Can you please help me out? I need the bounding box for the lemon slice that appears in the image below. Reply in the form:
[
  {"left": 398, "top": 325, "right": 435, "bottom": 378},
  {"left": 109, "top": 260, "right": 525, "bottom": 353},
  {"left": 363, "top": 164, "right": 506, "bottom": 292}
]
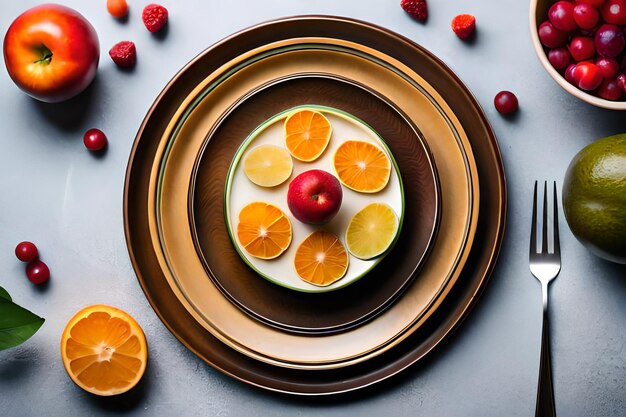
[
  {"left": 346, "top": 203, "right": 399, "bottom": 260},
  {"left": 243, "top": 144, "right": 293, "bottom": 187}
]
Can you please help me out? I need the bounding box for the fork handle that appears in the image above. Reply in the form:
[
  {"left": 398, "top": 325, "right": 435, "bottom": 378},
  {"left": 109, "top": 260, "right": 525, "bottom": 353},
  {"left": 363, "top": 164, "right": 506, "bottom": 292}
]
[{"left": 535, "top": 312, "right": 556, "bottom": 417}]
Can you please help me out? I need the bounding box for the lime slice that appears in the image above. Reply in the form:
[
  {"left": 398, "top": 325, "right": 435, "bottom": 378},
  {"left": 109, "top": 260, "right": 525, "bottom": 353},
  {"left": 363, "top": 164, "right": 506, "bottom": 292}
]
[
  {"left": 243, "top": 144, "right": 293, "bottom": 187},
  {"left": 346, "top": 203, "right": 399, "bottom": 260}
]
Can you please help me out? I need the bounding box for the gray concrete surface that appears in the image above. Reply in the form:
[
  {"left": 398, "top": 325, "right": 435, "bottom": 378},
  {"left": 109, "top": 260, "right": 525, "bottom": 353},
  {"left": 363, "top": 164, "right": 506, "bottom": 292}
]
[{"left": 1, "top": 1, "right": 625, "bottom": 416}]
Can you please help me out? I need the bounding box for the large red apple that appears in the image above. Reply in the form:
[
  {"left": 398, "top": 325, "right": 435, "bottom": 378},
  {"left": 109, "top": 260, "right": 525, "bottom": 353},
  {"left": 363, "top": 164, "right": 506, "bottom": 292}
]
[
  {"left": 287, "top": 170, "right": 343, "bottom": 225},
  {"left": 3, "top": 4, "right": 100, "bottom": 103}
]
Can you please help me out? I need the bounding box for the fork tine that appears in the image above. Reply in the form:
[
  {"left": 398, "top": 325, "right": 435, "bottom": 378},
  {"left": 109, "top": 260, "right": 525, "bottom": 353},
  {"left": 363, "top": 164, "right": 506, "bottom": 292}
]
[
  {"left": 542, "top": 181, "right": 549, "bottom": 254},
  {"left": 553, "top": 182, "right": 560, "bottom": 257},
  {"left": 530, "top": 181, "right": 538, "bottom": 255}
]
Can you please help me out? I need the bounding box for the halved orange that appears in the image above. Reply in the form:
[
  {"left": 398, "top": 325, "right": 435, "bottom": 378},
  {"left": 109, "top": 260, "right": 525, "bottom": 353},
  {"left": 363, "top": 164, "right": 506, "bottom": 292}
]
[
  {"left": 243, "top": 144, "right": 293, "bottom": 187},
  {"left": 60, "top": 305, "right": 148, "bottom": 396},
  {"left": 294, "top": 231, "right": 349, "bottom": 286},
  {"left": 284, "top": 109, "right": 332, "bottom": 162},
  {"left": 237, "top": 202, "right": 292, "bottom": 259},
  {"left": 333, "top": 140, "right": 391, "bottom": 193}
]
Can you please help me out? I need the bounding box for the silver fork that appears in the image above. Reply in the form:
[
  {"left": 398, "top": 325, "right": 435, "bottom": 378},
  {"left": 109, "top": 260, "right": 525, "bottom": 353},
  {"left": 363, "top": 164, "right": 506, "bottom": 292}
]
[{"left": 529, "top": 181, "right": 561, "bottom": 417}]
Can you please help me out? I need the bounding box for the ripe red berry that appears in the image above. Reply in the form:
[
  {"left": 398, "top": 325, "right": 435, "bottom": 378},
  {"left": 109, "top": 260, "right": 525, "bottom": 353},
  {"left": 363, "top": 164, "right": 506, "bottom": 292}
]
[
  {"left": 142, "top": 3, "right": 168, "bottom": 33},
  {"left": 400, "top": 0, "right": 428, "bottom": 22},
  {"left": 26, "top": 260, "right": 50, "bottom": 285},
  {"left": 539, "top": 21, "right": 569, "bottom": 48},
  {"left": 569, "top": 36, "right": 596, "bottom": 61},
  {"left": 549, "top": 47, "right": 572, "bottom": 69},
  {"left": 109, "top": 41, "right": 136, "bottom": 68},
  {"left": 494, "top": 91, "right": 519, "bottom": 115},
  {"left": 573, "top": 62, "right": 605, "bottom": 89},
  {"left": 601, "top": 0, "right": 626, "bottom": 25},
  {"left": 451, "top": 14, "right": 476, "bottom": 40},
  {"left": 597, "top": 78, "right": 624, "bottom": 99},
  {"left": 549, "top": 1, "right": 578, "bottom": 32},
  {"left": 15, "top": 241, "right": 38, "bottom": 263},
  {"left": 573, "top": 3, "right": 600, "bottom": 29},
  {"left": 596, "top": 57, "right": 620, "bottom": 78},
  {"left": 565, "top": 63, "right": 579, "bottom": 83},
  {"left": 83, "top": 128, "right": 108, "bottom": 152}
]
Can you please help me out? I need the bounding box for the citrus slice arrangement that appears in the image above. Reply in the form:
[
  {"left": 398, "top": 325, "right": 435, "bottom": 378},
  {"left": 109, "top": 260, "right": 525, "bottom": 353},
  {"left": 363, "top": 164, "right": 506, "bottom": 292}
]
[
  {"left": 224, "top": 105, "right": 404, "bottom": 292},
  {"left": 60, "top": 305, "right": 148, "bottom": 396}
]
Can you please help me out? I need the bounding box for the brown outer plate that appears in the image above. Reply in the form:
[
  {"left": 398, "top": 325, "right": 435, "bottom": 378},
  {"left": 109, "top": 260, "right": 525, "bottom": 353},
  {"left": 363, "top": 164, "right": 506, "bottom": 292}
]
[
  {"left": 191, "top": 75, "right": 440, "bottom": 335},
  {"left": 124, "top": 16, "right": 506, "bottom": 394}
]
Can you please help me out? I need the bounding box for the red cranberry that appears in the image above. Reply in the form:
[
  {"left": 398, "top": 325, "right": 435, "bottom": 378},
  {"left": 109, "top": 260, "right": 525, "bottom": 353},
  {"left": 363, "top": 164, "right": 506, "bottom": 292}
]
[
  {"left": 15, "top": 241, "right": 38, "bottom": 262},
  {"left": 26, "top": 260, "right": 50, "bottom": 285},
  {"left": 601, "top": 0, "right": 626, "bottom": 25},
  {"left": 575, "top": 0, "right": 607, "bottom": 6},
  {"left": 596, "top": 57, "right": 620, "bottom": 78},
  {"left": 83, "top": 128, "right": 108, "bottom": 152},
  {"left": 549, "top": 1, "right": 578, "bottom": 31},
  {"left": 616, "top": 73, "right": 626, "bottom": 92},
  {"left": 549, "top": 47, "right": 572, "bottom": 69},
  {"left": 597, "top": 78, "right": 624, "bottom": 99},
  {"left": 494, "top": 91, "right": 519, "bottom": 115},
  {"left": 565, "top": 63, "right": 579, "bottom": 83},
  {"left": 539, "top": 21, "right": 569, "bottom": 48},
  {"left": 573, "top": 62, "right": 605, "bottom": 89},
  {"left": 569, "top": 36, "right": 596, "bottom": 61},
  {"left": 574, "top": 3, "right": 600, "bottom": 29},
  {"left": 595, "top": 24, "right": 625, "bottom": 57}
]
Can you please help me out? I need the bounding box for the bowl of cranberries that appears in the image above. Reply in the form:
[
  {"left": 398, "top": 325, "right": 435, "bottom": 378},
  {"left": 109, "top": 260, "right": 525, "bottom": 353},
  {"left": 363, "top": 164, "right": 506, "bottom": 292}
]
[{"left": 531, "top": 0, "right": 626, "bottom": 109}]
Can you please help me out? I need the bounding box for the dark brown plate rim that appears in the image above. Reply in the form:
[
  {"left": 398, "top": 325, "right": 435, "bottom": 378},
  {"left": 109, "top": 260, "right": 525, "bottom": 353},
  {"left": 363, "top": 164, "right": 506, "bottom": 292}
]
[{"left": 187, "top": 73, "right": 440, "bottom": 335}]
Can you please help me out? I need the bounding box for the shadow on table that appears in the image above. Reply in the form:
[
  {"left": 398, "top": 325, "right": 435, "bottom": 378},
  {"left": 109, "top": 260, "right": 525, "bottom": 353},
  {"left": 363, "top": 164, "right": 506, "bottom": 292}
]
[{"left": 29, "top": 75, "right": 101, "bottom": 134}]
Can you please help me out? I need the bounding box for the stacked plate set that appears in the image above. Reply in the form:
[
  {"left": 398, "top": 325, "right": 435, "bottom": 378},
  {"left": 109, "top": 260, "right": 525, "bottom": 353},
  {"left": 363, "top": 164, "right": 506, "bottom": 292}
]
[{"left": 124, "top": 16, "right": 506, "bottom": 395}]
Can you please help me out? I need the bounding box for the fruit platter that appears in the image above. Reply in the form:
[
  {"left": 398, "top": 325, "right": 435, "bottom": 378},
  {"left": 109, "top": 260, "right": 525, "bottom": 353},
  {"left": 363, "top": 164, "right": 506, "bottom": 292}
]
[
  {"left": 223, "top": 105, "right": 405, "bottom": 292},
  {"left": 2, "top": 0, "right": 626, "bottom": 415}
]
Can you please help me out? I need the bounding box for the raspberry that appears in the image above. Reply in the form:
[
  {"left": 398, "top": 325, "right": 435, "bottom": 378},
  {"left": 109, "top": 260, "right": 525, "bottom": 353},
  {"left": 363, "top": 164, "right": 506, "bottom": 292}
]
[
  {"left": 142, "top": 4, "right": 168, "bottom": 33},
  {"left": 452, "top": 14, "right": 476, "bottom": 40},
  {"left": 400, "top": 0, "right": 428, "bottom": 22},
  {"left": 109, "top": 41, "right": 137, "bottom": 68}
]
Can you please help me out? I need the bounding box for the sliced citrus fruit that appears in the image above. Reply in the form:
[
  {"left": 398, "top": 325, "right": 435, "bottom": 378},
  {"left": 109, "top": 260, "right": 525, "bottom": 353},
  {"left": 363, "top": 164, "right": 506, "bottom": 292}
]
[
  {"left": 60, "top": 305, "right": 148, "bottom": 396},
  {"left": 294, "top": 231, "right": 349, "bottom": 286},
  {"left": 284, "top": 109, "right": 332, "bottom": 162},
  {"left": 333, "top": 140, "right": 391, "bottom": 193},
  {"left": 346, "top": 203, "right": 399, "bottom": 260},
  {"left": 243, "top": 144, "right": 293, "bottom": 187},
  {"left": 237, "top": 202, "right": 292, "bottom": 259}
]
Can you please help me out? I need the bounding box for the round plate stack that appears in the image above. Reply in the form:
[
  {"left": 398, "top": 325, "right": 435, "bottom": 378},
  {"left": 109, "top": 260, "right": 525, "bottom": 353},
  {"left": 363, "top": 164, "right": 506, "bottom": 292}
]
[{"left": 124, "top": 16, "right": 506, "bottom": 395}]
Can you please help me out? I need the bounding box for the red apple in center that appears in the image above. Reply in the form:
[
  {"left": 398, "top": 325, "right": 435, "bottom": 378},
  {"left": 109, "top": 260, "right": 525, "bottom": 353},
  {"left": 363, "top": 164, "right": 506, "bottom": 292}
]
[{"left": 287, "top": 169, "right": 343, "bottom": 224}]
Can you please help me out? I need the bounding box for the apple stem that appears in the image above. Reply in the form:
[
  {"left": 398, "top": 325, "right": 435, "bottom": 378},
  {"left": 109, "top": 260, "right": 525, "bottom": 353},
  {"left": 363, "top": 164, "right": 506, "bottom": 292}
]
[
  {"left": 311, "top": 194, "right": 319, "bottom": 201},
  {"left": 33, "top": 44, "right": 53, "bottom": 65}
]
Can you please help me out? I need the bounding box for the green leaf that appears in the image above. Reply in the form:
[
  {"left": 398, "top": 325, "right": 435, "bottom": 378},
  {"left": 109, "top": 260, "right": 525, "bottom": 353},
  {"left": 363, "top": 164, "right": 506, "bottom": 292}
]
[
  {"left": 0, "top": 287, "right": 44, "bottom": 351},
  {"left": 0, "top": 286, "right": 11, "bottom": 301}
]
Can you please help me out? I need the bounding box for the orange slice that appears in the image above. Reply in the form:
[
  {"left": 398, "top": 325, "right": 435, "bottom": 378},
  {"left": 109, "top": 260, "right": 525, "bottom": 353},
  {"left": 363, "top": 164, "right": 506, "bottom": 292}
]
[
  {"left": 284, "top": 109, "right": 332, "bottom": 161},
  {"left": 237, "top": 202, "right": 292, "bottom": 259},
  {"left": 60, "top": 305, "right": 148, "bottom": 396},
  {"left": 243, "top": 144, "right": 293, "bottom": 187},
  {"left": 333, "top": 140, "right": 391, "bottom": 193},
  {"left": 294, "top": 231, "right": 349, "bottom": 286}
]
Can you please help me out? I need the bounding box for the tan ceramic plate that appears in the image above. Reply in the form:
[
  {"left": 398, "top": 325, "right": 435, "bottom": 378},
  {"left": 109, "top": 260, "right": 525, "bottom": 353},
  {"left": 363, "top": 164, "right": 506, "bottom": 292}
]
[
  {"left": 152, "top": 40, "right": 478, "bottom": 368},
  {"left": 124, "top": 16, "right": 505, "bottom": 394}
]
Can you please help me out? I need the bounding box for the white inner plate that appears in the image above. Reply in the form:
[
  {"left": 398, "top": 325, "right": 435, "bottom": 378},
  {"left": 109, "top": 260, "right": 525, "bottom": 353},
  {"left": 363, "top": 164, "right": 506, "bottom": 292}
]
[{"left": 224, "top": 105, "right": 405, "bottom": 293}]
